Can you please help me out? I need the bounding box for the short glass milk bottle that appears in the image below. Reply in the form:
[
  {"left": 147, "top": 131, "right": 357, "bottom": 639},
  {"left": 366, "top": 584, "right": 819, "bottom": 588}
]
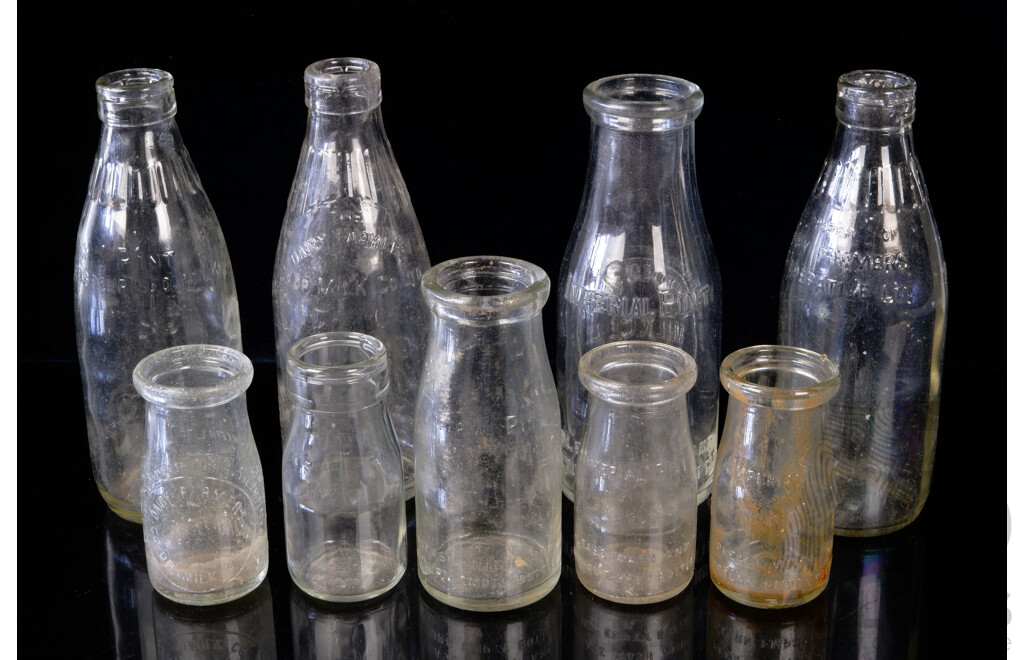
[
  {"left": 282, "top": 332, "right": 407, "bottom": 602},
  {"left": 710, "top": 346, "right": 839, "bottom": 609},
  {"left": 133, "top": 345, "right": 268, "bottom": 606},
  {"left": 415, "top": 256, "right": 562, "bottom": 612},
  {"left": 574, "top": 341, "right": 699, "bottom": 605}
]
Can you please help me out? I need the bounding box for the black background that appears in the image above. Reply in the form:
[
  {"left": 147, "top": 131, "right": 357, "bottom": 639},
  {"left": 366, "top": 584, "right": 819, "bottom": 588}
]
[{"left": 18, "top": 5, "right": 1004, "bottom": 657}]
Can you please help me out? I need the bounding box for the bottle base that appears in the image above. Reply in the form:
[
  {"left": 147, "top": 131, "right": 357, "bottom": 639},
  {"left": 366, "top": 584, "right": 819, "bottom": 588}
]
[
  {"left": 711, "top": 577, "right": 827, "bottom": 609},
  {"left": 293, "top": 564, "right": 406, "bottom": 603},
  {"left": 578, "top": 573, "right": 690, "bottom": 606},
  {"left": 418, "top": 565, "right": 560, "bottom": 612},
  {"left": 153, "top": 568, "right": 268, "bottom": 607},
  {"left": 97, "top": 482, "right": 142, "bottom": 524},
  {"left": 834, "top": 506, "right": 924, "bottom": 537}
]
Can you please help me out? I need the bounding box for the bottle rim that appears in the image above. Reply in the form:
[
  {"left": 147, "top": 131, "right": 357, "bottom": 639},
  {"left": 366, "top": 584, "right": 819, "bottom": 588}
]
[
  {"left": 96, "top": 68, "right": 175, "bottom": 103},
  {"left": 584, "top": 73, "right": 703, "bottom": 131},
  {"left": 286, "top": 331, "right": 389, "bottom": 387},
  {"left": 133, "top": 344, "right": 253, "bottom": 409},
  {"left": 304, "top": 57, "right": 382, "bottom": 114},
  {"left": 719, "top": 344, "right": 839, "bottom": 410},
  {"left": 421, "top": 256, "right": 549, "bottom": 326},
  {"left": 837, "top": 69, "right": 917, "bottom": 106},
  {"left": 579, "top": 340, "right": 697, "bottom": 406}
]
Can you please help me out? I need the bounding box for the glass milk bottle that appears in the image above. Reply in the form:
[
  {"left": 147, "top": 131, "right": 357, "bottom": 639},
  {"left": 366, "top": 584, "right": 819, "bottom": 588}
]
[
  {"left": 282, "top": 332, "right": 407, "bottom": 602},
  {"left": 414, "top": 256, "right": 562, "bottom": 612},
  {"left": 75, "top": 68, "right": 242, "bottom": 522},
  {"left": 557, "top": 73, "right": 722, "bottom": 503},
  {"left": 574, "top": 341, "right": 699, "bottom": 605},
  {"left": 779, "top": 70, "right": 947, "bottom": 536},
  {"left": 133, "top": 344, "right": 268, "bottom": 606},
  {"left": 273, "top": 57, "right": 430, "bottom": 499}
]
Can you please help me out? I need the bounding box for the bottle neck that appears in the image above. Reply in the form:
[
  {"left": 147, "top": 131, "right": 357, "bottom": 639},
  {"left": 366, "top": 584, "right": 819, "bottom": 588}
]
[
  {"left": 586, "top": 122, "right": 695, "bottom": 195},
  {"left": 96, "top": 69, "right": 177, "bottom": 127},
  {"left": 828, "top": 121, "right": 916, "bottom": 171},
  {"left": 305, "top": 106, "right": 387, "bottom": 147}
]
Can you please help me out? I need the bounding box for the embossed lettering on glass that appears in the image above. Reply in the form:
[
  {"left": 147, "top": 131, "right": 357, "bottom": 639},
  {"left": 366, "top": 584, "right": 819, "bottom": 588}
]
[
  {"left": 557, "top": 73, "right": 722, "bottom": 503},
  {"left": 75, "top": 68, "right": 242, "bottom": 522},
  {"left": 710, "top": 346, "right": 839, "bottom": 609},
  {"left": 273, "top": 58, "right": 431, "bottom": 500},
  {"left": 415, "top": 257, "right": 562, "bottom": 612},
  {"left": 779, "top": 70, "right": 947, "bottom": 537},
  {"left": 283, "top": 332, "right": 407, "bottom": 602},
  {"left": 574, "top": 341, "right": 699, "bottom": 605},
  {"left": 134, "top": 345, "right": 268, "bottom": 606}
]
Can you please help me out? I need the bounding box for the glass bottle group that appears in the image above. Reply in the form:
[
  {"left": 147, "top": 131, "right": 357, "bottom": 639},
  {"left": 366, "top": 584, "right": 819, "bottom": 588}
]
[{"left": 74, "top": 62, "right": 946, "bottom": 614}]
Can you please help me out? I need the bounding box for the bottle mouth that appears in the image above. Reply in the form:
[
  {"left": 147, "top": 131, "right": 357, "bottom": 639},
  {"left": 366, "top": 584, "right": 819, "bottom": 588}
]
[
  {"left": 304, "top": 57, "right": 382, "bottom": 114},
  {"left": 421, "top": 256, "right": 550, "bottom": 326},
  {"left": 133, "top": 345, "right": 253, "bottom": 409},
  {"left": 579, "top": 341, "right": 697, "bottom": 406},
  {"left": 96, "top": 68, "right": 177, "bottom": 126},
  {"left": 836, "top": 69, "right": 916, "bottom": 129},
  {"left": 719, "top": 345, "right": 839, "bottom": 410},
  {"left": 584, "top": 74, "right": 703, "bottom": 132}
]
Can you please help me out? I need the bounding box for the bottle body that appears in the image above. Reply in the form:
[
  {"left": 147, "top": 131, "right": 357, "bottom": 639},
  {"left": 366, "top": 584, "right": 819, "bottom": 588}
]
[
  {"left": 710, "top": 346, "right": 839, "bottom": 609},
  {"left": 557, "top": 74, "right": 721, "bottom": 503},
  {"left": 282, "top": 332, "right": 407, "bottom": 602},
  {"left": 75, "top": 69, "right": 242, "bottom": 522},
  {"left": 574, "top": 341, "right": 698, "bottom": 605},
  {"left": 414, "top": 257, "right": 562, "bottom": 612},
  {"left": 134, "top": 345, "right": 268, "bottom": 606},
  {"left": 778, "top": 70, "right": 947, "bottom": 536},
  {"left": 273, "top": 58, "right": 430, "bottom": 500}
]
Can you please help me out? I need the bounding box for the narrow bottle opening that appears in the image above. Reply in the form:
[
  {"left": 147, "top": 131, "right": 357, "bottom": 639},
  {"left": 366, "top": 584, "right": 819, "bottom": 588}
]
[
  {"left": 304, "top": 57, "right": 382, "bottom": 114},
  {"left": 836, "top": 69, "right": 916, "bottom": 130},
  {"left": 719, "top": 345, "right": 839, "bottom": 410},
  {"left": 133, "top": 345, "right": 253, "bottom": 409},
  {"left": 96, "top": 68, "right": 177, "bottom": 126},
  {"left": 579, "top": 341, "right": 697, "bottom": 406},
  {"left": 584, "top": 73, "right": 703, "bottom": 132},
  {"left": 421, "top": 256, "right": 549, "bottom": 326}
]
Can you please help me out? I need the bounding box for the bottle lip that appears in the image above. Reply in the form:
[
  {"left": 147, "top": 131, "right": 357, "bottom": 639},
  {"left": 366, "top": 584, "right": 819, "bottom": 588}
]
[
  {"left": 133, "top": 344, "right": 253, "bottom": 409},
  {"left": 579, "top": 341, "right": 697, "bottom": 406},
  {"left": 719, "top": 344, "right": 839, "bottom": 410},
  {"left": 584, "top": 73, "right": 703, "bottom": 132},
  {"left": 421, "top": 256, "right": 550, "bottom": 326},
  {"left": 836, "top": 69, "right": 916, "bottom": 129},
  {"left": 286, "top": 331, "right": 389, "bottom": 387},
  {"left": 96, "top": 68, "right": 175, "bottom": 103},
  {"left": 304, "top": 57, "right": 382, "bottom": 114}
]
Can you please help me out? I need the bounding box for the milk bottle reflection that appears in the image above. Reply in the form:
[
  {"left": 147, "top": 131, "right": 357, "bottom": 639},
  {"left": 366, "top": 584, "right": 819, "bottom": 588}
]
[
  {"left": 574, "top": 575, "right": 693, "bottom": 659},
  {"left": 291, "top": 578, "right": 410, "bottom": 659},
  {"left": 104, "top": 510, "right": 157, "bottom": 659},
  {"left": 418, "top": 583, "right": 561, "bottom": 659},
  {"left": 152, "top": 580, "right": 276, "bottom": 659},
  {"left": 707, "top": 587, "right": 827, "bottom": 659},
  {"left": 827, "top": 522, "right": 924, "bottom": 659}
]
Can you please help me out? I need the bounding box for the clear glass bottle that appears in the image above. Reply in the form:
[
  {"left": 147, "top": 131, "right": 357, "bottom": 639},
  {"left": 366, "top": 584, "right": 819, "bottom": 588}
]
[
  {"left": 282, "top": 332, "right": 407, "bottom": 602},
  {"left": 74, "top": 68, "right": 242, "bottom": 522},
  {"left": 273, "top": 57, "right": 431, "bottom": 500},
  {"left": 710, "top": 346, "right": 839, "bottom": 609},
  {"left": 133, "top": 344, "right": 268, "bottom": 606},
  {"left": 574, "top": 341, "right": 699, "bottom": 605},
  {"left": 557, "top": 73, "right": 722, "bottom": 503},
  {"left": 414, "top": 256, "right": 562, "bottom": 612},
  {"left": 778, "top": 69, "right": 947, "bottom": 537}
]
